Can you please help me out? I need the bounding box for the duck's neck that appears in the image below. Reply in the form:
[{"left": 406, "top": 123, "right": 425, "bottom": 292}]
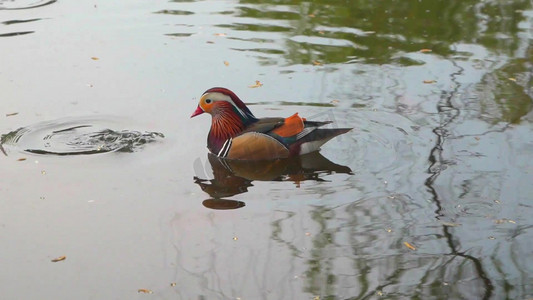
[{"left": 207, "top": 106, "right": 257, "bottom": 154}]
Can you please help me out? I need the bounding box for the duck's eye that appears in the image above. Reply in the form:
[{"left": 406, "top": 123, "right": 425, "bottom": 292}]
[{"left": 205, "top": 99, "right": 212, "bottom": 104}]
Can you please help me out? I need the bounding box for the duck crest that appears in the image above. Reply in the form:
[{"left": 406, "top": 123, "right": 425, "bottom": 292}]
[{"left": 203, "top": 87, "right": 255, "bottom": 118}]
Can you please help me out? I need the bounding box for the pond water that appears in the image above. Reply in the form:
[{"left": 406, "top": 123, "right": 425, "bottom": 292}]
[{"left": 1, "top": 0, "right": 532, "bottom": 299}]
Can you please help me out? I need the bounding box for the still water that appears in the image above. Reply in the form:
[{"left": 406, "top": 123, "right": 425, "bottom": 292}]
[{"left": 1, "top": 0, "right": 532, "bottom": 299}]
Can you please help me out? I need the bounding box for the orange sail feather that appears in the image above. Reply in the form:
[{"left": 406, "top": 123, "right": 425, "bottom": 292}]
[{"left": 272, "top": 113, "right": 304, "bottom": 137}]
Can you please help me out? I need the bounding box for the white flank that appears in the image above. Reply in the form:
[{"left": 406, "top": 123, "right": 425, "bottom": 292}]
[{"left": 299, "top": 140, "right": 328, "bottom": 155}]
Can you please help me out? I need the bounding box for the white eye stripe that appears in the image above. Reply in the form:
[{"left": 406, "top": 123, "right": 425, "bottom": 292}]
[
  {"left": 202, "top": 92, "right": 230, "bottom": 102},
  {"left": 203, "top": 92, "right": 247, "bottom": 118}
]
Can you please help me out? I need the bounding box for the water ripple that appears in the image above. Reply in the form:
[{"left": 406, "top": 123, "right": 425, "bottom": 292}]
[
  {"left": 0, "top": 0, "right": 56, "bottom": 10},
  {"left": 2, "top": 18, "right": 41, "bottom": 25},
  {"left": 154, "top": 9, "right": 194, "bottom": 16},
  {"left": 0, "top": 31, "right": 34, "bottom": 37},
  {"left": 1, "top": 117, "right": 164, "bottom": 156}
]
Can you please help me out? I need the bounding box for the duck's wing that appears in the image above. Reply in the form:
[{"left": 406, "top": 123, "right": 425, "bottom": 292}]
[
  {"left": 219, "top": 113, "right": 351, "bottom": 160},
  {"left": 266, "top": 113, "right": 352, "bottom": 155},
  {"left": 240, "top": 117, "right": 285, "bottom": 134}
]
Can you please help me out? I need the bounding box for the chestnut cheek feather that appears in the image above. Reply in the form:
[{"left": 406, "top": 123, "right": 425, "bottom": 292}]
[{"left": 211, "top": 109, "right": 244, "bottom": 140}]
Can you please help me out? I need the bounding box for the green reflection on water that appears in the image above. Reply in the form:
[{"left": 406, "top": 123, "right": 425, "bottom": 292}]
[
  {"left": 305, "top": 206, "right": 337, "bottom": 298},
  {"left": 228, "top": 0, "right": 531, "bottom": 66},
  {"left": 241, "top": 0, "right": 532, "bottom": 298},
  {"left": 478, "top": 50, "right": 533, "bottom": 124},
  {"left": 154, "top": 9, "right": 194, "bottom": 15},
  {"left": 158, "top": 0, "right": 531, "bottom": 297}
]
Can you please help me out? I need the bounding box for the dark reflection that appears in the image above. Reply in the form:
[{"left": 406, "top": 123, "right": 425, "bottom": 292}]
[
  {"left": 425, "top": 60, "right": 494, "bottom": 299},
  {"left": 0, "top": 9, "right": 46, "bottom": 38},
  {"left": 0, "top": 31, "right": 34, "bottom": 37},
  {"left": 0, "top": 0, "right": 56, "bottom": 10},
  {"left": 2, "top": 18, "right": 41, "bottom": 25},
  {"left": 165, "top": 33, "right": 193, "bottom": 37},
  {"left": 194, "top": 152, "right": 352, "bottom": 209},
  {"left": 202, "top": 199, "right": 246, "bottom": 210},
  {"left": 154, "top": 9, "right": 194, "bottom": 15}
]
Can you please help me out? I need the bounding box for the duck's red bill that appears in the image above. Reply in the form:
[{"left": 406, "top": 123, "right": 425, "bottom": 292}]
[{"left": 190, "top": 106, "right": 204, "bottom": 118}]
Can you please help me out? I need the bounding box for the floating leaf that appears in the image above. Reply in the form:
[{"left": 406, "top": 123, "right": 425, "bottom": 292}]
[
  {"left": 90, "top": 57, "right": 99, "bottom": 60},
  {"left": 223, "top": 61, "right": 229, "bottom": 66},
  {"left": 138, "top": 289, "right": 153, "bottom": 294},
  {"left": 441, "top": 222, "right": 461, "bottom": 227},
  {"left": 233, "top": 237, "right": 238, "bottom": 241},
  {"left": 170, "top": 283, "right": 176, "bottom": 287},
  {"left": 312, "top": 60, "right": 323, "bottom": 66},
  {"left": 17, "top": 158, "right": 26, "bottom": 161},
  {"left": 213, "top": 33, "right": 226, "bottom": 37},
  {"left": 423, "top": 80, "right": 436, "bottom": 84},
  {"left": 420, "top": 49, "right": 432, "bottom": 53},
  {"left": 248, "top": 80, "right": 263, "bottom": 88},
  {"left": 6, "top": 112, "right": 18, "bottom": 117},
  {"left": 494, "top": 218, "right": 517, "bottom": 224},
  {"left": 508, "top": 77, "right": 516, "bottom": 82},
  {"left": 404, "top": 242, "right": 416, "bottom": 250},
  {"left": 51, "top": 255, "right": 66, "bottom": 262}
]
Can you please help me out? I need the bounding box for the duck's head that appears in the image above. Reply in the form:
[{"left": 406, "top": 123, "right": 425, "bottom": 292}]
[{"left": 191, "top": 87, "right": 255, "bottom": 120}]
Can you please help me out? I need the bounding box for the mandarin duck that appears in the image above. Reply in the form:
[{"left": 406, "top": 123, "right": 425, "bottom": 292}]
[{"left": 191, "top": 87, "right": 352, "bottom": 160}]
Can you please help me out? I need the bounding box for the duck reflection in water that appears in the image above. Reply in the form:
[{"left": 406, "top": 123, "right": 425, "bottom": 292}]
[{"left": 194, "top": 151, "right": 352, "bottom": 210}]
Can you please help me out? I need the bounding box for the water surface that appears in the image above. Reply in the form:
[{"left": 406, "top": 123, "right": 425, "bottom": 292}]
[{"left": 1, "top": 0, "right": 532, "bottom": 299}]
